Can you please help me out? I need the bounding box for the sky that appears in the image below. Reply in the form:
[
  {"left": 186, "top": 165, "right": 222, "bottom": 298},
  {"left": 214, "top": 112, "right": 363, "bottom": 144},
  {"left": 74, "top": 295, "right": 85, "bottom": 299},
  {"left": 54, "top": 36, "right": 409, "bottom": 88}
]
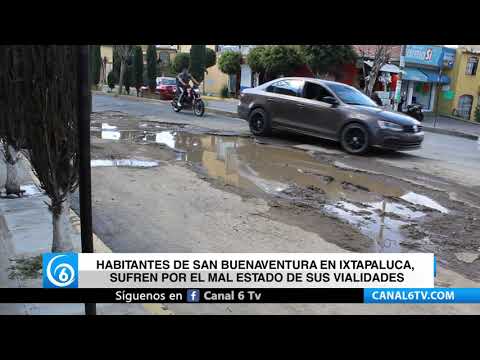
[{"left": 444, "top": 45, "right": 458, "bottom": 48}]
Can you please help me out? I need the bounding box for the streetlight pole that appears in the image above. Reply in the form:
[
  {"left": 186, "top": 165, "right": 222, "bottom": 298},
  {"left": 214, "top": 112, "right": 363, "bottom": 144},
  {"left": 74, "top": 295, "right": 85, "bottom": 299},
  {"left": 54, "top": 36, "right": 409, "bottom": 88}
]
[
  {"left": 78, "top": 45, "right": 96, "bottom": 316},
  {"left": 394, "top": 45, "right": 407, "bottom": 111}
]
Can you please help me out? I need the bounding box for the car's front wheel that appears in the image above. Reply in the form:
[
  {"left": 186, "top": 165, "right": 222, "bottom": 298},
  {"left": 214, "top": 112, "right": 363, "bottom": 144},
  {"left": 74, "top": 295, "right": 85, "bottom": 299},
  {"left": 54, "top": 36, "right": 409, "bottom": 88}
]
[
  {"left": 248, "top": 108, "right": 272, "bottom": 136},
  {"left": 340, "top": 123, "right": 370, "bottom": 155}
]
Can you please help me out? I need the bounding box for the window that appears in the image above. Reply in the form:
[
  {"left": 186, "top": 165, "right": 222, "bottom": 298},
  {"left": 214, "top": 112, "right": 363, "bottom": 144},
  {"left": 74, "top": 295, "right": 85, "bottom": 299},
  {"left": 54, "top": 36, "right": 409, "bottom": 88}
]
[
  {"left": 161, "top": 78, "right": 176, "bottom": 85},
  {"left": 326, "top": 82, "right": 378, "bottom": 107},
  {"left": 466, "top": 56, "right": 478, "bottom": 75},
  {"left": 159, "top": 52, "right": 170, "bottom": 65},
  {"left": 457, "top": 95, "right": 473, "bottom": 119},
  {"left": 303, "top": 82, "right": 334, "bottom": 102},
  {"left": 266, "top": 80, "right": 303, "bottom": 97}
]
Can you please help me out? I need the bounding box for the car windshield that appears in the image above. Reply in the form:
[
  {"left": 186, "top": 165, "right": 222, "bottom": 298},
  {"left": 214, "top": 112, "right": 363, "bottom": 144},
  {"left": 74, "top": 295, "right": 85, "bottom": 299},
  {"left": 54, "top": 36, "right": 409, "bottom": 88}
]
[
  {"left": 162, "top": 79, "right": 176, "bottom": 85},
  {"left": 327, "top": 83, "right": 378, "bottom": 107}
]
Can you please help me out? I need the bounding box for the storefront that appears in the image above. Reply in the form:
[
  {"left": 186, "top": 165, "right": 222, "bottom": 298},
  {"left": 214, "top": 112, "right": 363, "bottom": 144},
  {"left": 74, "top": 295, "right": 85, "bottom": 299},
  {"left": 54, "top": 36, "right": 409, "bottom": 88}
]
[{"left": 398, "top": 45, "right": 453, "bottom": 112}]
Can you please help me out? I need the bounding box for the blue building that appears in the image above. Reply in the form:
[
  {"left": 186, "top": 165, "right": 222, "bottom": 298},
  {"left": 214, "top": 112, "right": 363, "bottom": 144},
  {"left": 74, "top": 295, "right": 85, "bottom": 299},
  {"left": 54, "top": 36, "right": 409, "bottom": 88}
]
[{"left": 399, "top": 45, "right": 456, "bottom": 112}]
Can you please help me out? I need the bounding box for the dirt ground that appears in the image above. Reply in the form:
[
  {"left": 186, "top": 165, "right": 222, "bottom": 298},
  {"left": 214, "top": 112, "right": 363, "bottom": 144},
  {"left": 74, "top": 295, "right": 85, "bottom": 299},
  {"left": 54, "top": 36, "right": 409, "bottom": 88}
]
[{"left": 84, "top": 111, "right": 480, "bottom": 314}]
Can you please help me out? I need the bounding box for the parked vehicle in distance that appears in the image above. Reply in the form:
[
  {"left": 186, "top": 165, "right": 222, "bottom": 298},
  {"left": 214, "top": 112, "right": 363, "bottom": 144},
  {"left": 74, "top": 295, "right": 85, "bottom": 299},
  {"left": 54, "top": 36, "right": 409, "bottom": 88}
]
[
  {"left": 156, "top": 77, "right": 177, "bottom": 99},
  {"left": 400, "top": 102, "right": 424, "bottom": 122},
  {"left": 238, "top": 77, "right": 424, "bottom": 154}
]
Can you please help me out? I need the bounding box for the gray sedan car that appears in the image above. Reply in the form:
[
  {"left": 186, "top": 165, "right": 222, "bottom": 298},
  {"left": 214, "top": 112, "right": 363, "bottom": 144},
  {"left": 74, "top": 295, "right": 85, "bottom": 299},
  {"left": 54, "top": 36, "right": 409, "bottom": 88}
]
[{"left": 238, "top": 77, "right": 424, "bottom": 154}]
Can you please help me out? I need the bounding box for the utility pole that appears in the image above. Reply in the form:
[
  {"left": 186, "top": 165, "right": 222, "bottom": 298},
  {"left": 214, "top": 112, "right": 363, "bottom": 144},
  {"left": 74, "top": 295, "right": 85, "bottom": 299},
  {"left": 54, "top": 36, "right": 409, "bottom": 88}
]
[
  {"left": 433, "top": 64, "right": 443, "bottom": 128},
  {"left": 394, "top": 45, "right": 407, "bottom": 111},
  {"left": 78, "top": 45, "right": 96, "bottom": 316}
]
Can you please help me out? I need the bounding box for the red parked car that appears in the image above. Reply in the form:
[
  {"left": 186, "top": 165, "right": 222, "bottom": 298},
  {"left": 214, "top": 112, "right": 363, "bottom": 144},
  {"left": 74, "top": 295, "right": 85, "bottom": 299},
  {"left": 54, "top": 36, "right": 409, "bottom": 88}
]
[{"left": 155, "top": 77, "right": 177, "bottom": 100}]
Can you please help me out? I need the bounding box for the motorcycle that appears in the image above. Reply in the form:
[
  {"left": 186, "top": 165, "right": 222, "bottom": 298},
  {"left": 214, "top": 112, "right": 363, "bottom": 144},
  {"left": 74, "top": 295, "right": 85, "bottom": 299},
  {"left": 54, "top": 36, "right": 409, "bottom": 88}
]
[
  {"left": 398, "top": 98, "right": 424, "bottom": 122},
  {"left": 172, "top": 84, "right": 205, "bottom": 117}
]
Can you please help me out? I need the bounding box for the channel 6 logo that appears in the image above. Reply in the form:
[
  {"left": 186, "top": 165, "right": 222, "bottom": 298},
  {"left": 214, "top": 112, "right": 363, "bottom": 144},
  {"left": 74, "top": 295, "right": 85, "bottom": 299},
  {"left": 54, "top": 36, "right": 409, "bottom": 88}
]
[{"left": 43, "top": 253, "right": 78, "bottom": 288}]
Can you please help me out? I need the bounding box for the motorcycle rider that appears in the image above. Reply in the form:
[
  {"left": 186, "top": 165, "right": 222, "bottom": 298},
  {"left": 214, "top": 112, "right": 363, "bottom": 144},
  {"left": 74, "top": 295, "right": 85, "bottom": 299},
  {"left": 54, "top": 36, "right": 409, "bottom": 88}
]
[{"left": 176, "top": 67, "right": 200, "bottom": 107}]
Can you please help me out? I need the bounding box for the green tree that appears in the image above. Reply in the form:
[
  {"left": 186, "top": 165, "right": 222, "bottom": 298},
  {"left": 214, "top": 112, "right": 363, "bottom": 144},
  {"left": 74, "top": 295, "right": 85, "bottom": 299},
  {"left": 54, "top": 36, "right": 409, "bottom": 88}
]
[
  {"left": 1, "top": 46, "right": 81, "bottom": 250},
  {"left": 132, "top": 46, "right": 144, "bottom": 95},
  {"left": 189, "top": 45, "right": 206, "bottom": 82},
  {"left": 146, "top": 45, "right": 157, "bottom": 90},
  {"left": 172, "top": 52, "right": 190, "bottom": 73},
  {"left": 262, "top": 45, "right": 303, "bottom": 79},
  {"left": 247, "top": 46, "right": 268, "bottom": 85},
  {"left": 89, "top": 45, "right": 101, "bottom": 87},
  {"left": 113, "top": 45, "right": 134, "bottom": 95},
  {"left": 218, "top": 50, "right": 242, "bottom": 75},
  {"left": 113, "top": 47, "right": 121, "bottom": 81},
  {"left": 218, "top": 50, "right": 242, "bottom": 95},
  {"left": 247, "top": 46, "right": 267, "bottom": 74},
  {"left": 301, "top": 45, "right": 357, "bottom": 78},
  {"left": 205, "top": 47, "right": 217, "bottom": 73},
  {"left": 0, "top": 45, "right": 30, "bottom": 196}
]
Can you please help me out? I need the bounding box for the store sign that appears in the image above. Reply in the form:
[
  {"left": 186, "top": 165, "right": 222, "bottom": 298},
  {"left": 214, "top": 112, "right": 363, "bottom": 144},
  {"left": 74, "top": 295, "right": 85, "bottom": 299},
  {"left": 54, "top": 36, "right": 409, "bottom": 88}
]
[
  {"left": 405, "top": 45, "right": 444, "bottom": 67},
  {"left": 442, "top": 48, "right": 456, "bottom": 69}
]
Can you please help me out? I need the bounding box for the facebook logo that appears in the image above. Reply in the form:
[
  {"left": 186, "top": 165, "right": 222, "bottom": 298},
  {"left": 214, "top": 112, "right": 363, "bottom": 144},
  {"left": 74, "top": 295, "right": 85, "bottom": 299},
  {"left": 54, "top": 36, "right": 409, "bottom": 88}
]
[{"left": 187, "top": 289, "right": 200, "bottom": 303}]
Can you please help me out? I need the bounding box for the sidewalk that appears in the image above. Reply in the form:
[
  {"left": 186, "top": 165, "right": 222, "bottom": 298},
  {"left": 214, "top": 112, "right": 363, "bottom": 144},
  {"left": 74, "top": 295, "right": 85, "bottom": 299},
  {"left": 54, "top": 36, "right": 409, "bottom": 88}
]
[
  {"left": 0, "top": 154, "right": 170, "bottom": 315},
  {"left": 423, "top": 114, "right": 480, "bottom": 140}
]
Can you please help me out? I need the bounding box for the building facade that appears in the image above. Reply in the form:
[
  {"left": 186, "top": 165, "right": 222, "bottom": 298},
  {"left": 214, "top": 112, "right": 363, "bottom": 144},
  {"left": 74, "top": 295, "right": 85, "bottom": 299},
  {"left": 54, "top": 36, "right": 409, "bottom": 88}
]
[
  {"left": 397, "top": 45, "right": 454, "bottom": 112},
  {"left": 437, "top": 45, "right": 480, "bottom": 121}
]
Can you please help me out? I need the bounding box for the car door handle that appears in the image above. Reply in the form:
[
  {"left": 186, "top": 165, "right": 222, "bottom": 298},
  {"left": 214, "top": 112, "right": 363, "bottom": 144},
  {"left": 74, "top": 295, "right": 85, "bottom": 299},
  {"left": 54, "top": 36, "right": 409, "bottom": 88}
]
[
  {"left": 267, "top": 97, "right": 276, "bottom": 102},
  {"left": 296, "top": 103, "right": 305, "bottom": 108}
]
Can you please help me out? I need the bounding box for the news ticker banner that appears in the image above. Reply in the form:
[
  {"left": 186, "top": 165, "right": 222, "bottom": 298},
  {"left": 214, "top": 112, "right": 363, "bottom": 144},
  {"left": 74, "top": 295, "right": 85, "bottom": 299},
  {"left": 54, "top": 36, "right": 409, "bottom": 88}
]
[
  {"left": 2, "top": 252, "right": 478, "bottom": 304},
  {"left": 42, "top": 252, "right": 435, "bottom": 289}
]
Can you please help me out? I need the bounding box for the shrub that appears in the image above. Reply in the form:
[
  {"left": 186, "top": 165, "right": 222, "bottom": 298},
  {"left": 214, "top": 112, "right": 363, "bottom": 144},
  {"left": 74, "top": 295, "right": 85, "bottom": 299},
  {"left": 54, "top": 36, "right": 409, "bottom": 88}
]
[
  {"left": 107, "top": 70, "right": 116, "bottom": 91},
  {"left": 218, "top": 50, "right": 242, "bottom": 75},
  {"left": 173, "top": 53, "right": 190, "bottom": 73},
  {"left": 475, "top": 105, "right": 480, "bottom": 122},
  {"left": 220, "top": 84, "right": 229, "bottom": 98}
]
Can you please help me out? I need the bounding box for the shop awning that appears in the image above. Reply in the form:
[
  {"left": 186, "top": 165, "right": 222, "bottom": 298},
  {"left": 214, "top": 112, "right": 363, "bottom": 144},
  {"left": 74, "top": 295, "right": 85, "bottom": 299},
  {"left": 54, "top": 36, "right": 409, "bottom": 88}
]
[
  {"left": 420, "top": 69, "right": 450, "bottom": 84},
  {"left": 364, "top": 60, "right": 400, "bottom": 73},
  {"left": 401, "top": 67, "right": 429, "bottom": 82}
]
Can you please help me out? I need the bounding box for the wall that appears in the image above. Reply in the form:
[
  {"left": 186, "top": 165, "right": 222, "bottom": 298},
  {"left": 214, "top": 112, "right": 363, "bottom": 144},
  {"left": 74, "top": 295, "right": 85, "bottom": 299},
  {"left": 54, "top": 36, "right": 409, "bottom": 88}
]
[
  {"left": 100, "top": 45, "right": 113, "bottom": 64},
  {"left": 438, "top": 47, "right": 480, "bottom": 120}
]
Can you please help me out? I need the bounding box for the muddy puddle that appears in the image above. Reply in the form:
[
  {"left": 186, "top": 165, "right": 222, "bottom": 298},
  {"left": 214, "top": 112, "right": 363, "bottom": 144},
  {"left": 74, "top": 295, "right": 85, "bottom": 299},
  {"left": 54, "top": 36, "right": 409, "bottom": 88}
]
[{"left": 92, "top": 125, "right": 466, "bottom": 252}]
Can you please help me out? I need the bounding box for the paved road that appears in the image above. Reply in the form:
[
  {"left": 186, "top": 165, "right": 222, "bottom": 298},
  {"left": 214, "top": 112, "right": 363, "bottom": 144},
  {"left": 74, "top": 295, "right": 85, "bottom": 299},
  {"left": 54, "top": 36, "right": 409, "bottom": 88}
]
[{"left": 93, "top": 94, "right": 480, "bottom": 187}]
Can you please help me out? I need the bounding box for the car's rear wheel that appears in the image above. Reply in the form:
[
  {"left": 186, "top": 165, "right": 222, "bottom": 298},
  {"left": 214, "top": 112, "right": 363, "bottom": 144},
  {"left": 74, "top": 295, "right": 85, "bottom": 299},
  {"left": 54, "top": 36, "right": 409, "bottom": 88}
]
[
  {"left": 249, "top": 108, "right": 272, "bottom": 136},
  {"left": 340, "top": 123, "right": 370, "bottom": 155}
]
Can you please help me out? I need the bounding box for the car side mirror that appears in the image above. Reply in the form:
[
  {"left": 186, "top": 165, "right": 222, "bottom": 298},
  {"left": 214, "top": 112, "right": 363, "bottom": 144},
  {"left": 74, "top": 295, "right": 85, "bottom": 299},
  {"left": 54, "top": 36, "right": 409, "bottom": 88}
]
[{"left": 323, "top": 96, "right": 339, "bottom": 106}]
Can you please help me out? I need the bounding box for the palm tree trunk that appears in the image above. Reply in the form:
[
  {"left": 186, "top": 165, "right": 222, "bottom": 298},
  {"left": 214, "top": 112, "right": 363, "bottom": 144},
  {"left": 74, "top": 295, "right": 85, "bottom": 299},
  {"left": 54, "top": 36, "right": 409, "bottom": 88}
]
[{"left": 51, "top": 192, "right": 74, "bottom": 252}]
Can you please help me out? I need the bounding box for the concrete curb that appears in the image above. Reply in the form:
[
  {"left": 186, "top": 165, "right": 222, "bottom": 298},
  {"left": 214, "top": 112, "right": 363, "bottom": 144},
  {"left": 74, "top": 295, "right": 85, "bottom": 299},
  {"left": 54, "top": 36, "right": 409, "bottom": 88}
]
[
  {"left": 422, "top": 126, "right": 479, "bottom": 141},
  {"left": 205, "top": 107, "right": 238, "bottom": 118}
]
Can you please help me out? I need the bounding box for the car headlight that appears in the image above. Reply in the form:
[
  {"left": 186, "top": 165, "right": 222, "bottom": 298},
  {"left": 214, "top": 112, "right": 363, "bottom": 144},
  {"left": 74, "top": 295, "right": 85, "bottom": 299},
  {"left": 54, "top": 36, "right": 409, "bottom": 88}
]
[{"left": 377, "top": 120, "right": 403, "bottom": 131}]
